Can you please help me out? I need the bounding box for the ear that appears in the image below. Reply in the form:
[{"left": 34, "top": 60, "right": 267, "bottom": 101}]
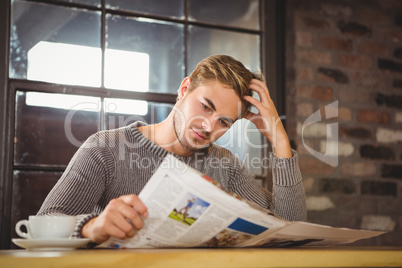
[{"left": 177, "top": 77, "right": 191, "bottom": 101}]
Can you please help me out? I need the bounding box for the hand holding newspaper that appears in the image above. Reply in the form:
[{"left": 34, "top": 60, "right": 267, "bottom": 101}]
[{"left": 98, "top": 155, "right": 384, "bottom": 248}]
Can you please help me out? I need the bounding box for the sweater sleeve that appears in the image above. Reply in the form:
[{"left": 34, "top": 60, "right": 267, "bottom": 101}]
[
  {"left": 37, "top": 133, "right": 116, "bottom": 238},
  {"left": 227, "top": 149, "right": 306, "bottom": 222},
  {"left": 270, "top": 149, "right": 307, "bottom": 221}
]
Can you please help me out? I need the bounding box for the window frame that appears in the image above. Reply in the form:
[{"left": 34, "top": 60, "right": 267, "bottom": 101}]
[{"left": 0, "top": 0, "right": 286, "bottom": 249}]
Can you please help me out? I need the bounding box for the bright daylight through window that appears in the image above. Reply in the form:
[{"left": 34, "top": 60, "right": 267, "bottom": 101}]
[{"left": 27, "top": 41, "right": 149, "bottom": 115}]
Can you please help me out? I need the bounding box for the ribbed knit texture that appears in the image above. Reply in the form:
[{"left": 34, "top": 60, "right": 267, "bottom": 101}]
[{"left": 38, "top": 122, "right": 307, "bottom": 238}]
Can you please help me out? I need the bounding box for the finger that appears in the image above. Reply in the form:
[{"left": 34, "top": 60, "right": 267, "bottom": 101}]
[
  {"left": 113, "top": 201, "right": 145, "bottom": 231},
  {"left": 249, "top": 80, "right": 270, "bottom": 106},
  {"left": 120, "top": 195, "right": 149, "bottom": 218},
  {"left": 105, "top": 222, "right": 130, "bottom": 240},
  {"left": 251, "top": 79, "right": 271, "bottom": 97},
  {"left": 92, "top": 214, "right": 130, "bottom": 241},
  {"left": 243, "top": 95, "right": 265, "bottom": 113},
  {"left": 249, "top": 83, "right": 269, "bottom": 107},
  {"left": 125, "top": 198, "right": 148, "bottom": 231},
  {"left": 105, "top": 198, "right": 143, "bottom": 234},
  {"left": 125, "top": 209, "right": 145, "bottom": 230},
  {"left": 105, "top": 206, "right": 137, "bottom": 233},
  {"left": 126, "top": 228, "right": 137, "bottom": 238}
]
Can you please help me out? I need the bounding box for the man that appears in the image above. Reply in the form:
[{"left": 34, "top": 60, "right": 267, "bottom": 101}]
[
  {"left": 38, "top": 55, "right": 306, "bottom": 245},
  {"left": 175, "top": 197, "right": 196, "bottom": 221}
]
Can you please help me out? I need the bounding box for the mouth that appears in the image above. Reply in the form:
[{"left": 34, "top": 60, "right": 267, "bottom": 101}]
[{"left": 192, "top": 129, "right": 207, "bottom": 142}]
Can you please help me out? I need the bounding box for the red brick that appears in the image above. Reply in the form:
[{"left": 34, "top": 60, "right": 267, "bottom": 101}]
[
  {"left": 340, "top": 126, "right": 371, "bottom": 139},
  {"left": 381, "top": 164, "right": 402, "bottom": 179},
  {"left": 338, "top": 88, "right": 371, "bottom": 103},
  {"left": 339, "top": 53, "right": 372, "bottom": 70},
  {"left": 337, "top": 21, "right": 372, "bottom": 37},
  {"left": 361, "top": 181, "right": 397, "bottom": 197},
  {"left": 299, "top": 157, "right": 336, "bottom": 175},
  {"left": 378, "top": 59, "right": 402, "bottom": 73},
  {"left": 378, "top": 199, "right": 402, "bottom": 214},
  {"left": 376, "top": 93, "right": 402, "bottom": 108},
  {"left": 318, "top": 68, "right": 348, "bottom": 84},
  {"left": 318, "top": 104, "right": 340, "bottom": 120},
  {"left": 297, "top": 121, "right": 327, "bottom": 137},
  {"left": 396, "top": 112, "right": 402, "bottom": 123},
  {"left": 378, "top": 0, "right": 402, "bottom": 10},
  {"left": 356, "top": 8, "right": 392, "bottom": 25},
  {"left": 296, "top": 50, "right": 332, "bottom": 65},
  {"left": 376, "top": 128, "right": 402, "bottom": 143},
  {"left": 302, "top": 17, "right": 331, "bottom": 29},
  {"left": 357, "top": 109, "right": 390, "bottom": 124},
  {"left": 319, "top": 106, "right": 351, "bottom": 121},
  {"left": 318, "top": 73, "right": 334, "bottom": 83},
  {"left": 297, "top": 102, "right": 314, "bottom": 117},
  {"left": 320, "top": 3, "right": 352, "bottom": 18},
  {"left": 293, "top": 138, "right": 317, "bottom": 156},
  {"left": 296, "top": 31, "right": 313, "bottom": 47},
  {"left": 395, "top": 48, "right": 402, "bottom": 59},
  {"left": 358, "top": 42, "right": 389, "bottom": 57},
  {"left": 338, "top": 107, "right": 352, "bottom": 121},
  {"left": 341, "top": 162, "right": 376, "bottom": 176},
  {"left": 318, "top": 37, "right": 352, "bottom": 51},
  {"left": 292, "top": 1, "right": 314, "bottom": 11},
  {"left": 359, "top": 197, "right": 378, "bottom": 214},
  {"left": 296, "top": 67, "right": 314, "bottom": 81},
  {"left": 296, "top": 85, "right": 333, "bottom": 101},
  {"left": 350, "top": 71, "right": 388, "bottom": 89},
  {"left": 303, "top": 177, "right": 315, "bottom": 193},
  {"left": 318, "top": 178, "right": 357, "bottom": 194},
  {"left": 361, "top": 145, "right": 395, "bottom": 161},
  {"left": 377, "top": 29, "right": 402, "bottom": 43}
]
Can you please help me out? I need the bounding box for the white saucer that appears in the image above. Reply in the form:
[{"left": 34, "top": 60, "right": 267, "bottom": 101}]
[{"left": 12, "top": 238, "right": 90, "bottom": 251}]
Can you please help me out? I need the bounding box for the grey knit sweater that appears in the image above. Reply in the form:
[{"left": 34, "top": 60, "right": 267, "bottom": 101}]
[{"left": 38, "top": 122, "right": 307, "bottom": 237}]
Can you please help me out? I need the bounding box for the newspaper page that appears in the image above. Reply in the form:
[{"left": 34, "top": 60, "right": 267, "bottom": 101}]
[
  {"left": 98, "top": 155, "right": 384, "bottom": 249},
  {"left": 250, "top": 222, "right": 385, "bottom": 247}
]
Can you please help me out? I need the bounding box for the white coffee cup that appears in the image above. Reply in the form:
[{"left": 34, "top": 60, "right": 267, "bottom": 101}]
[{"left": 15, "top": 215, "right": 76, "bottom": 239}]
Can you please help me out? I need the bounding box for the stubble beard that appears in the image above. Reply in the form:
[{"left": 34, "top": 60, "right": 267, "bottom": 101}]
[{"left": 172, "top": 107, "right": 211, "bottom": 153}]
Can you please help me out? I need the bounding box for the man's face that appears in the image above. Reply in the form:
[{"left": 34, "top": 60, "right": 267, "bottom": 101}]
[{"left": 173, "top": 80, "right": 242, "bottom": 152}]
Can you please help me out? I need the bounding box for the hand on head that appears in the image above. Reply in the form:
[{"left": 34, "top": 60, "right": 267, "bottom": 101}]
[
  {"left": 243, "top": 79, "right": 292, "bottom": 158},
  {"left": 81, "top": 194, "right": 148, "bottom": 244}
]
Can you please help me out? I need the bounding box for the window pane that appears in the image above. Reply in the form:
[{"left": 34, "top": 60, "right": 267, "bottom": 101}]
[
  {"left": 44, "top": 0, "right": 101, "bottom": 7},
  {"left": 106, "top": 0, "right": 184, "bottom": 19},
  {"left": 187, "top": 26, "right": 260, "bottom": 72},
  {"left": 188, "top": 0, "right": 260, "bottom": 30},
  {"left": 188, "top": 26, "right": 263, "bottom": 174},
  {"left": 11, "top": 170, "right": 62, "bottom": 248},
  {"left": 14, "top": 91, "right": 100, "bottom": 167},
  {"left": 106, "top": 15, "right": 184, "bottom": 93},
  {"left": 105, "top": 98, "right": 173, "bottom": 129},
  {"left": 10, "top": 1, "right": 101, "bottom": 87},
  {"left": 214, "top": 119, "right": 263, "bottom": 175}
]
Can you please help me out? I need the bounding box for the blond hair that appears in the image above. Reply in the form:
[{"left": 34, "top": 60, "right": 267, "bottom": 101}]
[{"left": 187, "top": 55, "right": 263, "bottom": 117}]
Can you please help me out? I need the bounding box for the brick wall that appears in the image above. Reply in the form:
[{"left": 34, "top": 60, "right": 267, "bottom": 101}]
[{"left": 285, "top": 0, "right": 402, "bottom": 246}]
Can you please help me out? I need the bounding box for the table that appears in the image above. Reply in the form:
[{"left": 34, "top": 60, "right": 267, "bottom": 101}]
[{"left": 0, "top": 247, "right": 401, "bottom": 268}]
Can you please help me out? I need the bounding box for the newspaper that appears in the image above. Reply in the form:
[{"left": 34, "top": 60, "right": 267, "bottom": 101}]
[{"left": 98, "top": 155, "right": 384, "bottom": 248}]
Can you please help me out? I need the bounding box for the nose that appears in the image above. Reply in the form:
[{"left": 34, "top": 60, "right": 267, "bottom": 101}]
[{"left": 201, "top": 118, "right": 216, "bottom": 133}]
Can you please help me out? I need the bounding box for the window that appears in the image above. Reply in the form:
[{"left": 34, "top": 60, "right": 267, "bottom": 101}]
[
  {"left": 2, "top": 0, "right": 285, "bottom": 249},
  {"left": 10, "top": 0, "right": 264, "bottom": 172}
]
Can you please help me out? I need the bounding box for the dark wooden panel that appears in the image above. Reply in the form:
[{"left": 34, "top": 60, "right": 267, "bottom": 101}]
[
  {"left": 14, "top": 91, "right": 99, "bottom": 167},
  {"left": 10, "top": 170, "right": 63, "bottom": 248}
]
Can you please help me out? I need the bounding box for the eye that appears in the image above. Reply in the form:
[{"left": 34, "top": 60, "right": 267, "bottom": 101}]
[
  {"left": 219, "top": 119, "right": 228, "bottom": 128},
  {"left": 201, "top": 103, "right": 211, "bottom": 111}
]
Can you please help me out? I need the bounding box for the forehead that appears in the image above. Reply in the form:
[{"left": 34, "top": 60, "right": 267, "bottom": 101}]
[{"left": 189, "top": 80, "right": 242, "bottom": 117}]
